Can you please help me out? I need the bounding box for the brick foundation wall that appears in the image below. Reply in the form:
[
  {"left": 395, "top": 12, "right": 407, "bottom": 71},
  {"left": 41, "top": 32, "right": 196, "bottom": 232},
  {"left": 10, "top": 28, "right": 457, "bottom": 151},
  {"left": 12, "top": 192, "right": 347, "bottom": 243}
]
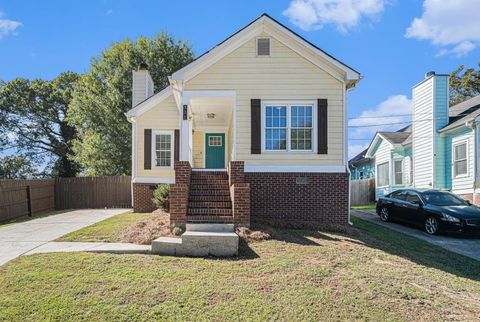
[
  {"left": 245, "top": 172, "right": 349, "bottom": 225},
  {"left": 132, "top": 183, "right": 158, "bottom": 213}
]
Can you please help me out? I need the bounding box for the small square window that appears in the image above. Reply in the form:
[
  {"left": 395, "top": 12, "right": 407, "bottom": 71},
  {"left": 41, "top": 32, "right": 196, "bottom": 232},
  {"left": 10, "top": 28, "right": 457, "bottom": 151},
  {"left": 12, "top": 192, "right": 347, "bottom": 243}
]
[{"left": 208, "top": 136, "right": 222, "bottom": 147}]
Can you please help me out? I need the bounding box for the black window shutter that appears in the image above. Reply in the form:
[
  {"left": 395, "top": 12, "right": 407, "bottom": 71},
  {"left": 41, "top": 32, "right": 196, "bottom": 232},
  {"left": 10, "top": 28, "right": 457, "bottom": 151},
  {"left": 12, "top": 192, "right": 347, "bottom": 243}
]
[
  {"left": 174, "top": 129, "right": 180, "bottom": 162},
  {"left": 251, "top": 99, "right": 261, "bottom": 154},
  {"left": 317, "top": 99, "right": 328, "bottom": 154},
  {"left": 144, "top": 129, "right": 152, "bottom": 169}
]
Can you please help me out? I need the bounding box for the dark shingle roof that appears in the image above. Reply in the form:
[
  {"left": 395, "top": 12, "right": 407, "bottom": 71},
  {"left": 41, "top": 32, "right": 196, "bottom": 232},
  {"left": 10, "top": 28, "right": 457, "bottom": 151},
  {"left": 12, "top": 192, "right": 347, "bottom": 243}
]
[
  {"left": 349, "top": 148, "right": 368, "bottom": 165},
  {"left": 440, "top": 96, "right": 480, "bottom": 132},
  {"left": 378, "top": 131, "right": 412, "bottom": 145}
]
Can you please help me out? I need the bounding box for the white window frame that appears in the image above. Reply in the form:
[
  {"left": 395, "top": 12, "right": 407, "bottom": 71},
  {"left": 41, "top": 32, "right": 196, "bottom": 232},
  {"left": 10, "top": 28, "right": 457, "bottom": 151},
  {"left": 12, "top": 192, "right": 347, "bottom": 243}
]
[
  {"left": 261, "top": 101, "right": 317, "bottom": 153},
  {"left": 452, "top": 140, "right": 468, "bottom": 178},
  {"left": 152, "top": 130, "right": 174, "bottom": 169},
  {"left": 256, "top": 37, "right": 271, "bottom": 57},
  {"left": 393, "top": 159, "right": 403, "bottom": 186},
  {"left": 208, "top": 135, "right": 223, "bottom": 147},
  {"left": 377, "top": 161, "right": 390, "bottom": 188}
]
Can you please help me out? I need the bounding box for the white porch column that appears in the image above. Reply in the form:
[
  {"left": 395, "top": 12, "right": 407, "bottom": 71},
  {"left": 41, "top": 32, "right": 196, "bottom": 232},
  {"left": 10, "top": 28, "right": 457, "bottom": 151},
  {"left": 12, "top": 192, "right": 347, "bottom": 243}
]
[{"left": 180, "top": 103, "right": 191, "bottom": 162}]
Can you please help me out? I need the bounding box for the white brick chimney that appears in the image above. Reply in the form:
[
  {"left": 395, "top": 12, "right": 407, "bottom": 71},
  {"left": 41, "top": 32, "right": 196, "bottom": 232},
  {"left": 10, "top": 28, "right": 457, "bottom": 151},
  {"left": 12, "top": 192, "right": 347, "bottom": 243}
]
[{"left": 132, "top": 62, "right": 154, "bottom": 107}]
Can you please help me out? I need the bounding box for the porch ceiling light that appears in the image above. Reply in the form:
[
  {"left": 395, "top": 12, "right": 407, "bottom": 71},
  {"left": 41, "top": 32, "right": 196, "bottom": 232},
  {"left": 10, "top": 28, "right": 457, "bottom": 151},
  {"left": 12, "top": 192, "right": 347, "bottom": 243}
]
[{"left": 207, "top": 113, "right": 216, "bottom": 119}]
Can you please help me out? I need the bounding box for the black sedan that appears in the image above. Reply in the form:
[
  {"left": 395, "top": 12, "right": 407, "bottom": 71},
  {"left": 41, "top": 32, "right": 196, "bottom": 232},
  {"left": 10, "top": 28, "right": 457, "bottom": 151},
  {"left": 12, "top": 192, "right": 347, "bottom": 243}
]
[{"left": 376, "top": 189, "right": 480, "bottom": 235}]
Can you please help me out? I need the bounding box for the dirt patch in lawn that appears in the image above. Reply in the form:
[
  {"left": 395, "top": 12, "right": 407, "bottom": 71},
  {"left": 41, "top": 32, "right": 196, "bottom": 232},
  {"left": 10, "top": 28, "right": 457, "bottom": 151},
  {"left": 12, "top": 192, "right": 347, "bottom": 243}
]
[
  {"left": 236, "top": 226, "right": 275, "bottom": 242},
  {"left": 121, "top": 209, "right": 176, "bottom": 245}
]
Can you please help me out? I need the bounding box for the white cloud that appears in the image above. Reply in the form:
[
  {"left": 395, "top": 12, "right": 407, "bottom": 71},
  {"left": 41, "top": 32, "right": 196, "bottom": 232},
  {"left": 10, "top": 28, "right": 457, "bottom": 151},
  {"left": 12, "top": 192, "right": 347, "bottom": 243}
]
[
  {"left": 348, "top": 143, "right": 369, "bottom": 159},
  {"left": 405, "top": 0, "right": 480, "bottom": 57},
  {"left": 283, "top": 0, "right": 386, "bottom": 33},
  {"left": 348, "top": 95, "right": 412, "bottom": 156},
  {"left": 0, "top": 11, "right": 22, "bottom": 39}
]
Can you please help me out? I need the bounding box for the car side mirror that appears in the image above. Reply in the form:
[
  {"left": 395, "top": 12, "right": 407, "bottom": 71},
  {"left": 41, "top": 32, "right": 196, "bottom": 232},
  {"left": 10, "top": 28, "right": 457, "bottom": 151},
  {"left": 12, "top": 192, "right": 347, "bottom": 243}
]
[{"left": 466, "top": 200, "right": 472, "bottom": 205}]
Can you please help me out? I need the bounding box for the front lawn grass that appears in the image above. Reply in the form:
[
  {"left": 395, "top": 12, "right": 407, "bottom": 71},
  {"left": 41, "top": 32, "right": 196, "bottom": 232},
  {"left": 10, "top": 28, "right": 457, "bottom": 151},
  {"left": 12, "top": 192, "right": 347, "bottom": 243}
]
[
  {"left": 1, "top": 217, "right": 479, "bottom": 321},
  {"left": 56, "top": 211, "right": 150, "bottom": 243},
  {"left": 351, "top": 203, "right": 376, "bottom": 209}
]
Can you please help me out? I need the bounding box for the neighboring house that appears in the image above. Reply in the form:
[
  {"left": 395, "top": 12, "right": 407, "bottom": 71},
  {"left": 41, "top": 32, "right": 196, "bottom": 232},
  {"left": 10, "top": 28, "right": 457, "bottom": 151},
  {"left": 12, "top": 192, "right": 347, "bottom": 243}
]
[
  {"left": 349, "top": 148, "right": 374, "bottom": 180},
  {"left": 126, "top": 13, "right": 361, "bottom": 227},
  {"left": 355, "top": 72, "right": 480, "bottom": 202}
]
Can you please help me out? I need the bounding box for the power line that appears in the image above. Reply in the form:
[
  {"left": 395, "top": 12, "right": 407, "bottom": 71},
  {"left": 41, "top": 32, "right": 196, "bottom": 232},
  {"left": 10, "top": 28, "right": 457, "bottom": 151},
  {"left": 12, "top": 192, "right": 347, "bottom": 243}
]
[{"left": 348, "top": 110, "right": 477, "bottom": 121}]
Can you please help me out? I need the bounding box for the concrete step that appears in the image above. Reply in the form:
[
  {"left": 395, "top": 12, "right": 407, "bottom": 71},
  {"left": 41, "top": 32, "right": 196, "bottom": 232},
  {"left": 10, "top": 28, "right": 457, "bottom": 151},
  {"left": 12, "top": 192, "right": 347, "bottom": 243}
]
[
  {"left": 151, "top": 231, "right": 238, "bottom": 257},
  {"left": 186, "top": 223, "right": 234, "bottom": 232}
]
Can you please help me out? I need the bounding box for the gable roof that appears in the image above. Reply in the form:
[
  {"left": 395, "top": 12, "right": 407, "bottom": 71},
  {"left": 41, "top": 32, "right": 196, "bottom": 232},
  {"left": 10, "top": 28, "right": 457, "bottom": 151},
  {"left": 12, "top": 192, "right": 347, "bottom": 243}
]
[
  {"left": 349, "top": 148, "right": 369, "bottom": 166},
  {"left": 127, "top": 13, "right": 362, "bottom": 118},
  {"left": 126, "top": 86, "right": 172, "bottom": 118},
  {"left": 377, "top": 131, "right": 412, "bottom": 145},
  {"left": 440, "top": 95, "right": 480, "bottom": 132},
  {"left": 171, "top": 13, "right": 361, "bottom": 85}
]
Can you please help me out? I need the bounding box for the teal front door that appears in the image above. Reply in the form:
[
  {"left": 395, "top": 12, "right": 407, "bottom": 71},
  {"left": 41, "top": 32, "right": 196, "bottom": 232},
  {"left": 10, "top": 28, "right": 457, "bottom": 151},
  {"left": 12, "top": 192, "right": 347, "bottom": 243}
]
[{"left": 205, "top": 133, "right": 225, "bottom": 169}]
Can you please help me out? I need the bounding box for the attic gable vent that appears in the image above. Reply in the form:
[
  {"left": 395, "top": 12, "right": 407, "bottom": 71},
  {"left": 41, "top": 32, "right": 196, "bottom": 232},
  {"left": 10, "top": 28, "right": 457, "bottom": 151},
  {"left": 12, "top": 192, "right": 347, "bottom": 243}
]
[{"left": 256, "top": 38, "right": 270, "bottom": 56}]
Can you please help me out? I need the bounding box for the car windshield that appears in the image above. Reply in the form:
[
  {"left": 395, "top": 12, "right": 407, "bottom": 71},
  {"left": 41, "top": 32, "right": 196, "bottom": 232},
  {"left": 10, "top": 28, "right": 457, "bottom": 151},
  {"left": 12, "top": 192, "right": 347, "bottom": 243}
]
[{"left": 421, "top": 192, "right": 467, "bottom": 206}]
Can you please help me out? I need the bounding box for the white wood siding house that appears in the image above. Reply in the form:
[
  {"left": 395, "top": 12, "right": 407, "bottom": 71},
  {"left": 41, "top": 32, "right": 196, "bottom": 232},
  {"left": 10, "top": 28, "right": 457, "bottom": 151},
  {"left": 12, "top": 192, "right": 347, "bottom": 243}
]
[{"left": 126, "top": 14, "right": 362, "bottom": 227}]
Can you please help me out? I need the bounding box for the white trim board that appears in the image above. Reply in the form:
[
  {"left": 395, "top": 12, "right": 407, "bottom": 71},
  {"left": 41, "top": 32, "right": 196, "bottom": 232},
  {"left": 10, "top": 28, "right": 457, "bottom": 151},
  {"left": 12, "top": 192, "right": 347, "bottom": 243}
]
[
  {"left": 244, "top": 165, "right": 346, "bottom": 173},
  {"left": 132, "top": 177, "right": 175, "bottom": 184}
]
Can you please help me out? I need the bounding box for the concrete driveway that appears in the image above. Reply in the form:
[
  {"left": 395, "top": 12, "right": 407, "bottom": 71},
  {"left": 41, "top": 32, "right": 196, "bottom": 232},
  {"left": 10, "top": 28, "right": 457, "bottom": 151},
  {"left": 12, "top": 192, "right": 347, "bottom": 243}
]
[
  {"left": 352, "top": 209, "right": 480, "bottom": 261},
  {"left": 0, "top": 209, "right": 129, "bottom": 266}
]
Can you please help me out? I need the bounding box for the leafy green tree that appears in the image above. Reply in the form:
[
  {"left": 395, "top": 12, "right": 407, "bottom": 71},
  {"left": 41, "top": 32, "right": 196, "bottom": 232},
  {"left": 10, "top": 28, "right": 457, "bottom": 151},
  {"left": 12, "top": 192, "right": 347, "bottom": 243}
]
[
  {"left": 0, "top": 156, "right": 38, "bottom": 179},
  {"left": 450, "top": 63, "right": 480, "bottom": 106},
  {"left": 0, "top": 72, "right": 81, "bottom": 177},
  {"left": 68, "top": 33, "right": 194, "bottom": 176}
]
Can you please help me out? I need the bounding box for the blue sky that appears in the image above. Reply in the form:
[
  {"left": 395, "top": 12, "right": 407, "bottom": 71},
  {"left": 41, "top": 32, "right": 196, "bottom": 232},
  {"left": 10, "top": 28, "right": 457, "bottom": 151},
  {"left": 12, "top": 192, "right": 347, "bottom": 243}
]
[{"left": 1, "top": 0, "right": 479, "bottom": 159}]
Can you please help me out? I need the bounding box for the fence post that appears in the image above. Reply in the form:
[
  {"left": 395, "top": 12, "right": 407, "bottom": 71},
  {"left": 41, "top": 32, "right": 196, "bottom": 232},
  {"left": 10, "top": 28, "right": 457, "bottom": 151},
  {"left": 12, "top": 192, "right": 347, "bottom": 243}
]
[{"left": 26, "top": 185, "right": 32, "bottom": 217}]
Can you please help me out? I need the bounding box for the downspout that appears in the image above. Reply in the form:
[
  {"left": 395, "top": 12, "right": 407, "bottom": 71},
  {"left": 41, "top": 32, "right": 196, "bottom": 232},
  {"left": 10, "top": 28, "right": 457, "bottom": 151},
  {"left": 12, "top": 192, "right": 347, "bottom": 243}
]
[
  {"left": 345, "top": 84, "right": 355, "bottom": 226},
  {"left": 126, "top": 115, "right": 137, "bottom": 207},
  {"left": 347, "top": 165, "right": 353, "bottom": 225}
]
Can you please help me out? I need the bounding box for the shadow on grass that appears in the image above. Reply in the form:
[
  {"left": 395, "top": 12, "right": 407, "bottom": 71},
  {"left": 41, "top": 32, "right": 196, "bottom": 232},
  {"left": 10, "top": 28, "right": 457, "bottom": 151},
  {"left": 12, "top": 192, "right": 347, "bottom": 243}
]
[
  {"left": 346, "top": 217, "right": 480, "bottom": 281},
  {"left": 241, "top": 217, "right": 480, "bottom": 281}
]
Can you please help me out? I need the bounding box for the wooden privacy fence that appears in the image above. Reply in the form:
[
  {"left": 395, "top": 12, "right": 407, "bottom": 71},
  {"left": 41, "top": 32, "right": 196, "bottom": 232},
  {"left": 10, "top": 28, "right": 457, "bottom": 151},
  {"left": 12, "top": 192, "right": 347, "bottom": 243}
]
[
  {"left": 55, "top": 176, "right": 132, "bottom": 210},
  {"left": 0, "top": 179, "right": 55, "bottom": 222},
  {"left": 350, "top": 178, "right": 375, "bottom": 206},
  {"left": 0, "top": 176, "right": 132, "bottom": 223}
]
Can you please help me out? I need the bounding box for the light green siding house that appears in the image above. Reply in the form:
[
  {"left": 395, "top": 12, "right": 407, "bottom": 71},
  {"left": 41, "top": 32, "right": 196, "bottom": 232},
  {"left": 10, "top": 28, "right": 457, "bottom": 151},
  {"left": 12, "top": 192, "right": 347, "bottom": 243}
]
[{"left": 359, "top": 72, "right": 480, "bottom": 202}]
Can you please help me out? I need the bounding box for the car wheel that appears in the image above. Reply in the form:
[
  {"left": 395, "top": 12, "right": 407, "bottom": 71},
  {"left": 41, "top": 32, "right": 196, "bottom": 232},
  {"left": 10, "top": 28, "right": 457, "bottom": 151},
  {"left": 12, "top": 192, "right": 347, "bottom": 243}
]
[
  {"left": 425, "top": 216, "right": 440, "bottom": 235},
  {"left": 379, "top": 207, "right": 390, "bottom": 222}
]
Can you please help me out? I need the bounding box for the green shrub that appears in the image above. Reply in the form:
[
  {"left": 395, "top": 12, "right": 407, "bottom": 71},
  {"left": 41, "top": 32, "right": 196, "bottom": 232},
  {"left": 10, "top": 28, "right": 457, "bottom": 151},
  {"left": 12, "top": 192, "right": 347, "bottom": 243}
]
[
  {"left": 152, "top": 184, "right": 170, "bottom": 211},
  {"left": 172, "top": 226, "right": 183, "bottom": 236}
]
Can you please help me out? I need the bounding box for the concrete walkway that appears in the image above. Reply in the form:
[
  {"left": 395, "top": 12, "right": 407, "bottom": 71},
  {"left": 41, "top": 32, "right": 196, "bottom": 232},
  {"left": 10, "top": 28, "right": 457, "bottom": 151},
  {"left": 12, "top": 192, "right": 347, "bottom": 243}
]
[
  {"left": 352, "top": 209, "right": 480, "bottom": 261},
  {"left": 0, "top": 209, "right": 130, "bottom": 266},
  {"left": 25, "top": 241, "right": 150, "bottom": 255}
]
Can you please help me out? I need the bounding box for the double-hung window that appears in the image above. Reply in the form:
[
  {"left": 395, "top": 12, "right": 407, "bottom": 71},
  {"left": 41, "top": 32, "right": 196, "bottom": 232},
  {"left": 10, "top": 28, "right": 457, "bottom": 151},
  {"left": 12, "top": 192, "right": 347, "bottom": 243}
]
[
  {"left": 152, "top": 130, "right": 174, "bottom": 168},
  {"left": 263, "top": 103, "right": 315, "bottom": 152},
  {"left": 377, "top": 162, "right": 389, "bottom": 187},
  {"left": 394, "top": 160, "right": 403, "bottom": 185},
  {"left": 453, "top": 141, "right": 468, "bottom": 177}
]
